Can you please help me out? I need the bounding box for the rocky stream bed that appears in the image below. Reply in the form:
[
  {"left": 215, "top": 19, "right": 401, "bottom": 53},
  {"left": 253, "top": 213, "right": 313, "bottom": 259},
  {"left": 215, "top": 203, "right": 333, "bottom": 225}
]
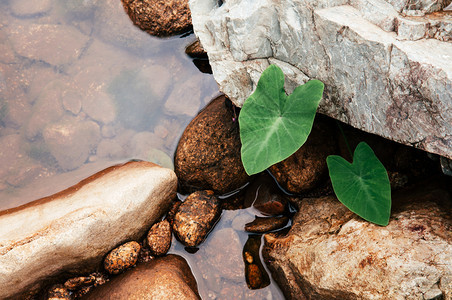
[{"left": 0, "top": 0, "right": 451, "bottom": 299}]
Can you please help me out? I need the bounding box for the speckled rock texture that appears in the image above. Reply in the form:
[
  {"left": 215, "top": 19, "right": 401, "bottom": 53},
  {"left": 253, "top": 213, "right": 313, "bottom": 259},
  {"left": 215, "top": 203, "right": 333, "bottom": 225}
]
[
  {"left": 84, "top": 254, "right": 201, "bottom": 299},
  {"left": 0, "top": 161, "right": 177, "bottom": 299},
  {"left": 268, "top": 117, "right": 338, "bottom": 194},
  {"left": 172, "top": 190, "right": 222, "bottom": 247},
  {"left": 104, "top": 241, "right": 141, "bottom": 274},
  {"left": 147, "top": 219, "right": 172, "bottom": 256},
  {"left": 189, "top": 0, "right": 452, "bottom": 160},
  {"left": 174, "top": 95, "right": 250, "bottom": 194},
  {"left": 122, "top": 0, "right": 192, "bottom": 37},
  {"left": 263, "top": 187, "right": 452, "bottom": 299}
]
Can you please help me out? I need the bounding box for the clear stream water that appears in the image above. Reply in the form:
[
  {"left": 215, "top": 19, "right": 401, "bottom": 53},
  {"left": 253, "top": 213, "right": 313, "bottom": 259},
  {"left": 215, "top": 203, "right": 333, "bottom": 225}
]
[{"left": 0, "top": 0, "right": 284, "bottom": 298}]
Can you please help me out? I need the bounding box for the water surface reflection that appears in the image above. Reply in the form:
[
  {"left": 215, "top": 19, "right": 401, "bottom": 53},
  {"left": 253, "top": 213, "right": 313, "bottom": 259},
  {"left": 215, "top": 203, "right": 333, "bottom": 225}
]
[{"left": 0, "top": 0, "right": 219, "bottom": 209}]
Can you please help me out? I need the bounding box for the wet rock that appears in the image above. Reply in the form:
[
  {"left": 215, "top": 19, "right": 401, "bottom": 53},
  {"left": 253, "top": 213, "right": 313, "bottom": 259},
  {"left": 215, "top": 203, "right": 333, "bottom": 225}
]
[
  {"left": 84, "top": 255, "right": 201, "bottom": 299},
  {"left": 185, "top": 39, "right": 207, "bottom": 58},
  {"left": 263, "top": 187, "right": 452, "bottom": 299},
  {"left": 243, "top": 235, "right": 270, "bottom": 290},
  {"left": 10, "top": 0, "right": 52, "bottom": 18},
  {"left": 104, "top": 241, "right": 141, "bottom": 275},
  {"left": 269, "top": 119, "right": 338, "bottom": 194},
  {"left": 244, "top": 173, "right": 288, "bottom": 215},
  {"left": 174, "top": 95, "right": 250, "bottom": 194},
  {"left": 192, "top": 58, "right": 212, "bottom": 74},
  {"left": 43, "top": 116, "right": 101, "bottom": 171},
  {"left": 147, "top": 219, "right": 172, "bottom": 256},
  {"left": 8, "top": 24, "right": 89, "bottom": 67},
  {"left": 47, "top": 284, "right": 71, "bottom": 300},
  {"left": 122, "top": 0, "right": 192, "bottom": 37},
  {"left": 245, "top": 216, "right": 289, "bottom": 233},
  {"left": 173, "top": 190, "right": 221, "bottom": 247},
  {"left": 165, "top": 199, "right": 182, "bottom": 226},
  {"left": 0, "top": 161, "right": 177, "bottom": 299}
]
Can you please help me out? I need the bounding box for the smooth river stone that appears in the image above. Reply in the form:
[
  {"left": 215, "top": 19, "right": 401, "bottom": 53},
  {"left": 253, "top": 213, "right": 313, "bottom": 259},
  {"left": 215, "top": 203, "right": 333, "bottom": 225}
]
[{"left": 0, "top": 161, "right": 177, "bottom": 299}]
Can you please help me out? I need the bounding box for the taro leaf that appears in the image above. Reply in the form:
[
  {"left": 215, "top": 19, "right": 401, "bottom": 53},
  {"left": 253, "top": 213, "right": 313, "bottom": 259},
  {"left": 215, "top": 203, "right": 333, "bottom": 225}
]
[
  {"left": 239, "top": 64, "right": 324, "bottom": 175},
  {"left": 327, "top": 142, "right": 391, "bottom": 226}
]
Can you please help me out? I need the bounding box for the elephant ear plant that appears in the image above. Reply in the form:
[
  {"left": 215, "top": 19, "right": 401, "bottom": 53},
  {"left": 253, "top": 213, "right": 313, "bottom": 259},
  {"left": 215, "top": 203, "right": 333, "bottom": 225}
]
[{"left": 239, "top": 65, "right": 391, "bottom": 226}]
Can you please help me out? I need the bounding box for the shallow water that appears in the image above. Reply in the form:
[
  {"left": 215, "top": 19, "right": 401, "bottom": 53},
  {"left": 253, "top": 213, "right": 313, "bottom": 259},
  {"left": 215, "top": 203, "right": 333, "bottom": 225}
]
[
  {"left": 0, "top": 0, "right": 219, "bottom": 210},
  {"left": 0, "top": 0, "right": 286, "bottom": 298}
]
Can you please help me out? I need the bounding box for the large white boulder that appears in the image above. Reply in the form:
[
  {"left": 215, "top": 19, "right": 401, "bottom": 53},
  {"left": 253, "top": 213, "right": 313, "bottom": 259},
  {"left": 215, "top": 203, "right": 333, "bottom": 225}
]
[
  {"left": 189, "top": 0, "right": 452, "bottom": 160},
  {"left": 0, "top": 161, "right": 177, "bottom": 299}
]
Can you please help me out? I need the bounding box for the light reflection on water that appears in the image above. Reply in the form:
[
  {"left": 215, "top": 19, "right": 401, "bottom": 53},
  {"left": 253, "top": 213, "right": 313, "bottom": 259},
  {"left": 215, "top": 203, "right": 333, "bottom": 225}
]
[{"left": 0, "top": 0, "right": 219, "bottom": 210}]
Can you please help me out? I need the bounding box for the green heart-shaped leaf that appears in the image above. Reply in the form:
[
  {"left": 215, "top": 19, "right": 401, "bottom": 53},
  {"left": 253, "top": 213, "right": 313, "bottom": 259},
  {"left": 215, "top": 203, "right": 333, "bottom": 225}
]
[
  {"left": 239, "top": 64, "right": 324, "bottom": 175},
  {"left": 327, "top": 142, "right": 391, "bottom": 226}
]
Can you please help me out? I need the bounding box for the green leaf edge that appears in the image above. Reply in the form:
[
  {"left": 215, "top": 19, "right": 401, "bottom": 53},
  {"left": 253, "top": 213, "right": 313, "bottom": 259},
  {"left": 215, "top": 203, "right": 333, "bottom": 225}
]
[
  {"left": 239, "top": 64, "right": 324, "bottom": 175},
  {"left": 326, "top": 142, "right": 392, "bottom": 226}
]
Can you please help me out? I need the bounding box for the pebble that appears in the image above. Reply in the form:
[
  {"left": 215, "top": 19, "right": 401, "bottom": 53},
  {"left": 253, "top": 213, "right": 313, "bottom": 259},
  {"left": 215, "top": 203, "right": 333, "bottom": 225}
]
[
  {"left": 103, "top": 241, "right": 141, "bottom": 275},
  {"left": 147, "top": 219, "right": 172, "bottom": 256},
  {"left": 244, "top": 216, "right": 289, "bottom": 233},
  {"left": 172, "top": 190, "right": 222, "bottom": 247},
  {"left": 47, "top": 284, "right": 71, "bottom": 300}
]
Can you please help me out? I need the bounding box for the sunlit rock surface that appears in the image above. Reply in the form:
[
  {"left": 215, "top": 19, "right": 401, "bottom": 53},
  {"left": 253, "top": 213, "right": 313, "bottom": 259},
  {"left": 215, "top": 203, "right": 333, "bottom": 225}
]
[
  {"left": 189, "top": 0, "right": 452, "bottom": 160},
  {"left": 0, "top": 161, "right": 177, "bottom": 299},
  {"left": 263, "top": 188, "right": 452, "bottom": 299}
]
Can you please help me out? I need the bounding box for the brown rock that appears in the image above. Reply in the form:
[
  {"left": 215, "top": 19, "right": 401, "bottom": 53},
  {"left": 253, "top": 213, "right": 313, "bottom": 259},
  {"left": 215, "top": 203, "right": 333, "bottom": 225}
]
[
  {"left": 84, "top": 255, "right": 201, "bottom": 299},
  {"left": 174, "top": 95, "right": 250, "bottom": 194},
  {"left": 104, "top": 241, "right": 141, "bottom": 275},
  {"left": 245, "top": 216, "right": 289, "bottom": 233},
  {"left": 172, "top": 190, "right": 221, "bottom": 247},
  {"left": 263, "top": 187, "right": 452, "bottom": 299},
  {"left": 64, "top": 275, "right": 95, "bottom": 290},
  {"left": 147, "top": 219, "right": 172, "bottom": 256},
  {"left": 269, "top": 117, "right": 338, "bottom": 194},
  {"left": 243, "top": 235, "right": 270, "bottom": 289},
  {"left": 244, "top": 173, "right": 288, "bottom": 215},
  {"left": 122, "top": 0, "right": 192, "bottom": 37},
  {"left": 47, "top": 284, "right": 71, "bottom": 300},
  {"left": 166, "top": 199, "right": 182, "bottom": 226},
  {"left": 185, "top": 40, "right": 207, "bottom": 58}
]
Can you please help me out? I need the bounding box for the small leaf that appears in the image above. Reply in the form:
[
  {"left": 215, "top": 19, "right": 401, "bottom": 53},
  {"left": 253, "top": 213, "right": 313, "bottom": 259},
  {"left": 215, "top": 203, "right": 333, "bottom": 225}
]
[
  {"left": 239, "top": 64, "right": 324, "bottom": 175},
  {"left": 327, "top": 142, "right": 391, "bottom": 226}
]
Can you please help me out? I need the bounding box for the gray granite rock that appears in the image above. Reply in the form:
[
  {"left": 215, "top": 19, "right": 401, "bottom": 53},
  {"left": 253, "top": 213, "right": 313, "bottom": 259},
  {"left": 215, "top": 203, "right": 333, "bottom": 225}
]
[
  {"left": 189, "top": 0, "right": 452, "bottom": 160},
  {"left": 0, "top": 161, "right": 177, "bottom": 299}
]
